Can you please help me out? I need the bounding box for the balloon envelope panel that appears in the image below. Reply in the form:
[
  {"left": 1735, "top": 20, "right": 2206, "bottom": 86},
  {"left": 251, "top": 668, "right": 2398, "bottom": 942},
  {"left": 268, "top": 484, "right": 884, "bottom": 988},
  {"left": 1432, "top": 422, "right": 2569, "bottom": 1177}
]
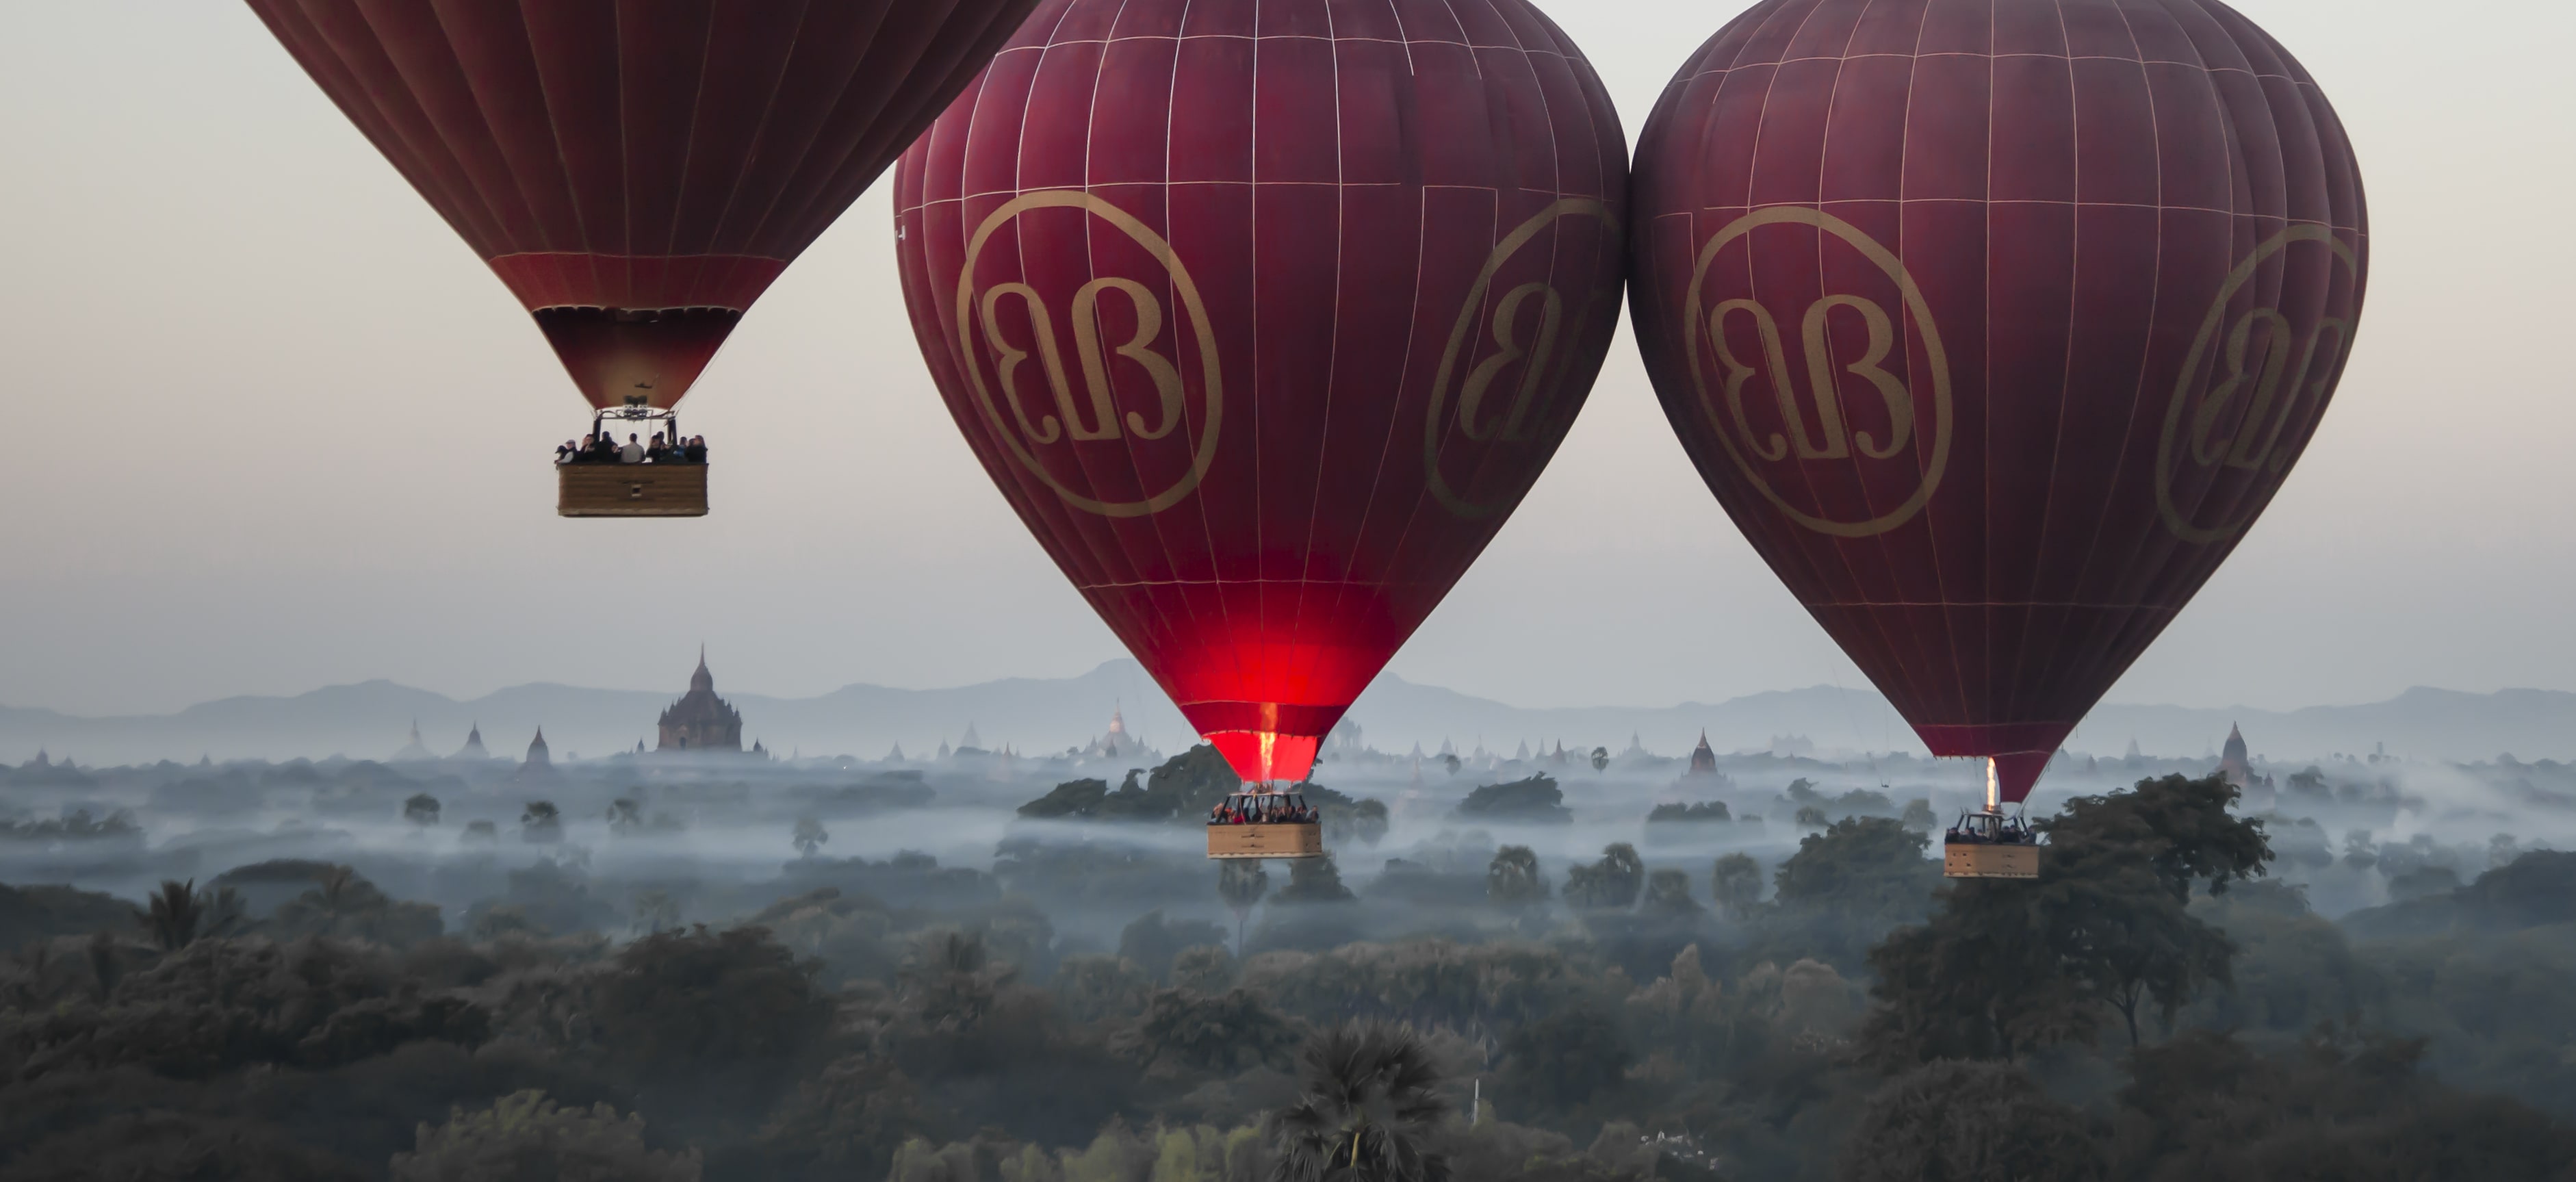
[
  {"left": 897, "top": 0, "right": 1627, "bottom": 784},
  {"left": 247, "top": 0, "right": 1042, "bottom": 408},
  {"left": 1630, "top": 0, "right": 2365, "bottom": 803}
]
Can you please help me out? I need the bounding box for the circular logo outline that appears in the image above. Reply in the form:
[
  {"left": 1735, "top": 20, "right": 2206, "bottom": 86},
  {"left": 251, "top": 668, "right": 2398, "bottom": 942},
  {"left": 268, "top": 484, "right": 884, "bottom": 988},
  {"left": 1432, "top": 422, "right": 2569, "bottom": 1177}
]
[
  {"left": 1682, "top": 206, "right": 1954, "bottom": 539},
  {"left": 1423, "top": 198, "right": 1623, "bottom": 519},
  {"left": 955, "top": 190, "right": 1224, "bottom": 518},
  {"left": 2154, "top": 224, "right": 2362, "bottom": 544}
]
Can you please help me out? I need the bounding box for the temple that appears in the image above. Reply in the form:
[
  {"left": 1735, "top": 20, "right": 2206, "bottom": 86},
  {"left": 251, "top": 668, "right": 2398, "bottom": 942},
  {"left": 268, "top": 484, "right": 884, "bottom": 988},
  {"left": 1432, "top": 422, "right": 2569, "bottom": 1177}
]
[
  {"left": 2217, "top": 723, "right": 2252, "bottom": 787},
  {"left": 1687, "top": 730, "right": 1720, "bottom": 778},
  {"left": 2217, "top": 723, "right": 2275, "bottom": 807},
  {"left": 517, "top": 727, "right": 559, "bottom": 780},
  {"left": 393, "top": 721, "right": 433, "bottom": 762},
  {"left": 658, "top": 650, "right": 745, "bottom": 753},
  {"left": 1083, "top": 708, "right": 1135, "bottom": 760}
]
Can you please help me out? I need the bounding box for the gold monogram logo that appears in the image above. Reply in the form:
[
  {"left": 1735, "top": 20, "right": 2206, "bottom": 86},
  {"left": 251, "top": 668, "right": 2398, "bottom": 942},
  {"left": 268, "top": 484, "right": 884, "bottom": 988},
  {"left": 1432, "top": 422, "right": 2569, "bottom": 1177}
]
[
  {"left": 2156, "top": 224, "right": 2360, "bottom": 543},
  {"left": 1683, "top": 207, "right": 1953, "bottom": 538},
  {"left": 1425, "top": 199, "right": 1623, "bottom": 518},
  {"left": 955, "top": 191, "right": 1223, "bottom": 517}
]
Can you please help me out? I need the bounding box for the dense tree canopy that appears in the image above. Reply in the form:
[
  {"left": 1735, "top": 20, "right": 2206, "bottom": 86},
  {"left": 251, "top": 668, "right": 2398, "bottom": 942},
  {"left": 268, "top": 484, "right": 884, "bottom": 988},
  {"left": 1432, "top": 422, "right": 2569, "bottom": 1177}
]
[{"left": 3, "top": 758, "right": 2571, "bottom": 1181}]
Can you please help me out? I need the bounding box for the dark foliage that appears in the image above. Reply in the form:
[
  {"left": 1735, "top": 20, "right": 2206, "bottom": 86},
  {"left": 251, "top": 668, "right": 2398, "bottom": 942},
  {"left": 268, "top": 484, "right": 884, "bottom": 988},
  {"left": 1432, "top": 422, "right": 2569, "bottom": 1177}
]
[
  {"left": 1456, "top": 775, "right": 1573, "bottom": 823},
  {"left": 1645, "top": 801, "right": 1731, "bottom": 824},
  {"left": 2114, "top": 1027, "right": 2576, "bottom": 1179},
  {"left": 1120, "top": 987, "right": 1303, "bottom": 1075},
  {"left": 1503, "top": 1008, "right": 1633, "bottom": 1112},
  {"left": 1, "top": 882, "right": 146, "bottom": 953},
  {"left": 1018, "top": 777, "right": 1112, "bottom": 819},
  {"left": 1275, "top": 857, "right": 1357, "bottom": 905},
  {"left": 591, "top": 925, "right": 836, "bottom": 1130},
  {"left": 3, "top": 1109, "right": 371, "bottom": 1181},
  {"left": 1486, "top": 846, "right": 1550, "bottom": 912},
  {"left": 1839, "top": 1060, "right": 2105, "bottom": 1182},
  {"left": 1859, "top": 775, "right": 2274, "bottom": 1062},
  {"left": 4, "top": 756, "right": 2573, "bottom": 1181},
  {"left": 1270, "top": 1022, "right": 1452, "bottom": 1182},
  {"left": 1119, "top": 909, "right": 1230, "bottom": 983},
  {"left": 1562, "top": 844, "right": 1645, "bottom": 911},
  {"left": 1016, "top": 746, "right": 1259, "bottom": 826}
]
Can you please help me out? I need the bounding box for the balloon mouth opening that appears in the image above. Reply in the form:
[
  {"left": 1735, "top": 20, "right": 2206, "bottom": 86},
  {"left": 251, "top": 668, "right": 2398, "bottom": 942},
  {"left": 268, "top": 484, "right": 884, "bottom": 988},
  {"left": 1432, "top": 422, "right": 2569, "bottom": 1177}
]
[
  {"left": 1180, "top": 701, "right": 1345, "bottom": 786},
  {"left": 532, "top": 306, "right": 745, "bottom": 410},
  {"left": 1207, "top": 731, "right": 1322, "bottom": 786},
  {"left": 1915, "top": 723, "right": 2072, "bottom": 806},
  {"left": 529, "top": 305, "right": 751, "bottom": 321}
]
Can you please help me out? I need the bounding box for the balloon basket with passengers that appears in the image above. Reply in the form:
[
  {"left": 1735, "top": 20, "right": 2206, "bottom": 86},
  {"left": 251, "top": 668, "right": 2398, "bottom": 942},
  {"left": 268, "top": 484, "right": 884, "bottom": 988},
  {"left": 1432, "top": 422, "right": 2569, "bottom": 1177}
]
[
  {"left": 246, "top": 1, "right": 1045, "bottom": 522},
  {"left": 1205, "top": 791, "right": 1325, "bottom": 861},
  {"left": 556, "top": 402, "right": 709, "bottom": 517},
  {"left": 1943, "top": 759, "right": 2042, "bottom": 879}
]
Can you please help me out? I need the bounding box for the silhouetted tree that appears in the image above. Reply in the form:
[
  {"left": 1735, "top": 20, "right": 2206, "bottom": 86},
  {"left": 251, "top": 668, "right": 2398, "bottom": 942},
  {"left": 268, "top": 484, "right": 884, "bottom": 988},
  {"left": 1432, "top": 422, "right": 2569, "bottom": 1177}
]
[
  {"left": 1485, "top": 845, "right": 1549, "bottom": 914},
  {"left": 1641, "top": 869, "right": 1701, "bottom": 916},
  {"left": 793, "top": 817, "right": 829, "bottom": 858},
  {"left": 402, "top": 793, "right": 441, "bottom": 827},
  {"left": 520, "top": 801, "right": 563, "bottom": 844},
  {"left": 136, "top": 879, "right": 241, "bottom": 951},
  {"left": 1773, "top": 818, "right": 1936, "bottom": 921},
  {"left": 1710, "top": 853, "right": 1764, "bottom": 920},
  {"left": 1455, "top": 775, "right": 1570, "bottom": 823},
  {"left": 1277, "top": 857, "right": 1356, "bottom": 904},
  {"left": 1859, "top": 775, "right": 2269, "bottom": 1061},
  {"left": 606, "top": 797, "right": 643, "bottom": 836},
  {"left": 1562, "top": 844, "right": 1644, "bottom": 910},
  {"left": 1590, "top": 747, "right": 1610, "bottom": 773},
  {"left": 1343, "top": 799, "right": 1391, "bottom": 847},
  {"left": 1268, "top": 1022, "right": 1451, "bottom": 1182}
]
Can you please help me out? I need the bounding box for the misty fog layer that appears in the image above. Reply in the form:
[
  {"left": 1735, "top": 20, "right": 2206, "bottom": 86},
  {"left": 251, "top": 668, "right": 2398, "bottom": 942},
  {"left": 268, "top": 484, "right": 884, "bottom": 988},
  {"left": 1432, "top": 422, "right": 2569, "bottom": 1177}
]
[{"left": 5, "top": 732, "right": 2575, "bottom": 1180}]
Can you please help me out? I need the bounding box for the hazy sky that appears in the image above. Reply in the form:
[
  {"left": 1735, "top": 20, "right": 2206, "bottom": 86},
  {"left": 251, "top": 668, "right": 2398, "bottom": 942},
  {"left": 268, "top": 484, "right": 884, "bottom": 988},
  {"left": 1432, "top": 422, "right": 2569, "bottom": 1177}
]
[{"left": 0, "top": 1, "right": 2569, "bottom": 719}]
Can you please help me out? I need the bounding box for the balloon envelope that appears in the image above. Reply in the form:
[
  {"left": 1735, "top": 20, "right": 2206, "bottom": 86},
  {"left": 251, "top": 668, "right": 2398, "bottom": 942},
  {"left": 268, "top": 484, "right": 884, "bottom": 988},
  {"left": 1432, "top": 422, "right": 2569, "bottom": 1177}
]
[
  {"left": 248, "top": 0, "right": 1041, "bottom": 409},
  {"left": 1630, "top": 0, "right": 2365, "bottom": 802},
  {"left": 896, "top": 0, "right": 1627, "bottom": 784}
]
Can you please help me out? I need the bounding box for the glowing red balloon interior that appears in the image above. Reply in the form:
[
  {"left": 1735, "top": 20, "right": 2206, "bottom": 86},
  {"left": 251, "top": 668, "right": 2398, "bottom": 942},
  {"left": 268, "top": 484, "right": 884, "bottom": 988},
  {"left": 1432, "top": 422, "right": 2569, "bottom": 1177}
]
[{"left": 896, "top": 0, "right": 1628, "bottom": 784}]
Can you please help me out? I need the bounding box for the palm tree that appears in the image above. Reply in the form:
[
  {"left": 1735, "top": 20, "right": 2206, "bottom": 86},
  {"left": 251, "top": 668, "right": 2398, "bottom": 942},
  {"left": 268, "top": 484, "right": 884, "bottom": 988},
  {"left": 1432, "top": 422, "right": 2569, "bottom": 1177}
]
[
  {"left": 791, "top": 817, "right": 829, "bottom": 858},
  {"left": 139, "top": 879, "right": 205, "bottom": 951},
  {"left": 1269, "top": 1022, "right": 1452, "bottom": 1182},
  {"left": 138, "top": 879, "right": 243, "bottom": 951}
]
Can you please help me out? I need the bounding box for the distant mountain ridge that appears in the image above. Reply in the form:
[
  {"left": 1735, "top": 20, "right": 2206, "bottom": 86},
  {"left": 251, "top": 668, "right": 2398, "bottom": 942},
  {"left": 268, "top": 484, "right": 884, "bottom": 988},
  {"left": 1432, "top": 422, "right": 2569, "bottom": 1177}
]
[{"left": 0, "top": 662, "right": 2567, "bottom": 767}]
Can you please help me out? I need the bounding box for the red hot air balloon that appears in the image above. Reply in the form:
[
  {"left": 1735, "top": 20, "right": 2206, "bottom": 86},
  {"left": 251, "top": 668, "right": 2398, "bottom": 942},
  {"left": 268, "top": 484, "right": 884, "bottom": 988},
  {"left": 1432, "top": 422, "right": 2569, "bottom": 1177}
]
[
  {"left": 246, "top": 1, "right": 1040, "bottom": 512},
  {"left": 896, "top": 0, "right": 1627, "bottom": 786},
  {"left": 1630, "top": 0, "right": 2365, "bottom": 823}
]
